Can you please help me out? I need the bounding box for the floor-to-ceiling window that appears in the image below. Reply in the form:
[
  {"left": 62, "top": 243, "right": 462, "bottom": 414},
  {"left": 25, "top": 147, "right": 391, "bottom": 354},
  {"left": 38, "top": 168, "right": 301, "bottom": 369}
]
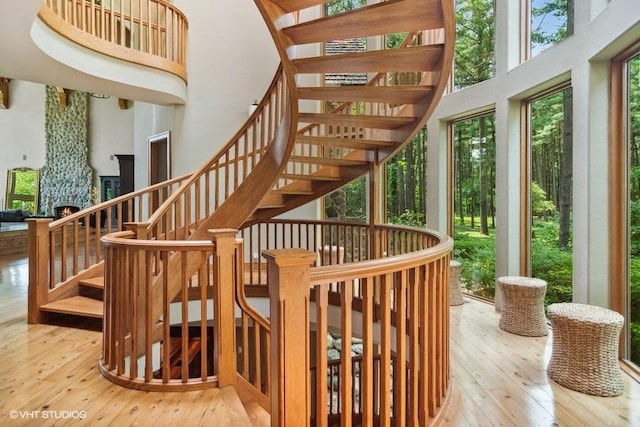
[
  {"left": 626, "top": 51, "right": 640, "bottom": 367},
  {"left": 451, "top": 112, "right": 497, "bottom": 300},
  {"left": 612, "top": 46, "right": 640, "bottom": 368},
  {"left": 525, "top": 86, "right": 574, "bottom": 305}
]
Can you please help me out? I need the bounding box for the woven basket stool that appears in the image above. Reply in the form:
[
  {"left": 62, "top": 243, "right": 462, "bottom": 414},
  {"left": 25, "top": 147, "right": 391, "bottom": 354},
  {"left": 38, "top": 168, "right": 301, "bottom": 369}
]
[
  {"left": 497, "top": 276, "right": 548, "bottom": 336},
  {"left": 450, "top": 260, "right": 464, "bottom": 306},
  {"left": 546, "top": 303, "right": 624, "bottom": 397}
]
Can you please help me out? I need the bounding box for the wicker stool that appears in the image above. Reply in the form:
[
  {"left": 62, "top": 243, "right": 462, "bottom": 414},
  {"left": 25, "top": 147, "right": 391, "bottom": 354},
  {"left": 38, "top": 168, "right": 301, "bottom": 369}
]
[
  {"left": 449, "top": 260, "right": 464, "bottom": 306},
  {"left": 547, "top": 303, "right": 624, "bottom": 397},
  {"left": 497, "top": 276, "right": 548, "bottom": 336}
]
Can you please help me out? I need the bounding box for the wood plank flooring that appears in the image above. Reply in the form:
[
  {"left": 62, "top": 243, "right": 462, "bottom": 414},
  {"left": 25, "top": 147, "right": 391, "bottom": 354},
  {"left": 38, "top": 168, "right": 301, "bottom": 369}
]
[
  {"left": 444, "top": 298, "right": 640, "bottom": 427},
  {"left": 1, "top": 253, "right": 639, "bottom": 426}
]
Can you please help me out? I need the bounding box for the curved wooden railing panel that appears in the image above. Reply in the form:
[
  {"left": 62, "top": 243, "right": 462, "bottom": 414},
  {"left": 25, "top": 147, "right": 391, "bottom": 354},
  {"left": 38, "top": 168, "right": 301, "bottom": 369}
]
[
  {"left": 99, "top": 219, "right": 452, "bottom": 427},
  {"left": 143, "top": 65, "right": 292, "bottom": 240},
  {"left": 39, "top": 0, "right": 188, "bottom": 81},
  {"left": 261, "top": 223, "right": 453, "bottom": 426},
  {"left": 100, "top": 230, "right": 220, "bottom": 391},
  {"left": 240, "top": 219, "right": 442, "bottom": 287}
]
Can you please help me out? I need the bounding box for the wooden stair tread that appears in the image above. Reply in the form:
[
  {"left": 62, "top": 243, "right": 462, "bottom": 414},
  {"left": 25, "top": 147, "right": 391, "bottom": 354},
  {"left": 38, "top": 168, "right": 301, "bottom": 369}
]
[
  {"left": 293, "top": 45, "right": 443, "bottom": 74},
  {"left": 256, "top": 203, "right": 286, "bottom": 210},
  {"left": 41, "top": 296, "right": 103, "bottom": 318},
  {"left": 299, "top": 112, "right": 415, "bottom": 129},
  {"left": 244, "top": 401, "right": 270, "bottom": 427},
  {"left": 283, "top": 0, "right": 443, "bottom": 45},
  {"left": 79, "top": 276, "right": 104, "bottom": 289},
  {"left": 297, "top": 135, "right": 395, "bottom": 149},
  {"left": 281, "top": 173, "right": 342, "bottom": 182},
  {"left": 272, "top": 189, "right": 315, "bottom": 195},
  {"left": 288, "top": 155, "right": 369, "bottom": 166},
  {"left": 298, "top": 85, "right": 433, "bottom": 104},
  {"left": 269, "top": 0, "right": 326, "bottom": 13}
]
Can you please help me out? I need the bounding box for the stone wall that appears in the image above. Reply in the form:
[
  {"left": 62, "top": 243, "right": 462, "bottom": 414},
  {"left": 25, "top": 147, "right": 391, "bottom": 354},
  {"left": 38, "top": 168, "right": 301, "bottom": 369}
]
[{"left": 40, "top": 86, "right": 93, "bottom": 213}]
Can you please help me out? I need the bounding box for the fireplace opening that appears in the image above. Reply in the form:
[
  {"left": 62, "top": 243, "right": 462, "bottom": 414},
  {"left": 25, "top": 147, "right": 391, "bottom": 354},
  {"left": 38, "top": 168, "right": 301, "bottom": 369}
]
[{"left": 54, "top": 205, "right": 80, "bottom": 220}]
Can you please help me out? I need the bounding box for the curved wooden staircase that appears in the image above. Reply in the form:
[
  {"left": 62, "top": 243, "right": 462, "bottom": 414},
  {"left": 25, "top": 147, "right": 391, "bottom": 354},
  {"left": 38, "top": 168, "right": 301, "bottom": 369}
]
[
  {"left": 248, "top": 0, "right": 453, "bottom": 224},
  {"left": 30, "top": 0, "right": 454, "bottom": 402},
  {"left": 25, "top": 2, "right": 455, "bottom": 425},
  {"left": 142, "top": 0, "right": 454, "bottom": 235}
]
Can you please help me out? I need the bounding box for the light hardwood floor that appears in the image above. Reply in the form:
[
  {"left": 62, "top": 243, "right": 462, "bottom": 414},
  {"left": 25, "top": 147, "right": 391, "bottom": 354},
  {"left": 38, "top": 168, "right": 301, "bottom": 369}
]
[{"left": 1, "top": 253, "right": 639, "bottom": 426}]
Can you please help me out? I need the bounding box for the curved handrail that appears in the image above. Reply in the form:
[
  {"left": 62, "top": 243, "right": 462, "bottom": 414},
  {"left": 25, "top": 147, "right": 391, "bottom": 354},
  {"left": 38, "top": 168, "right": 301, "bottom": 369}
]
[
  {"left": 27, "top": 172, "right": 192, "bottom": 300},
  {"left": 100, "top": 230, "right": 219, "bottom": 391},
  {"left": 100, "top": 217, "right": 452, "bottom": 421},
  {"left": 309, "top": 228, "right": 453, "bottom": 284},
  {"left": 143, "top": 64, "right": 293, "bottom": 239},
  {"left": 39, "top": 0, "right": 188, "bottom": 81},
  {"left": 240, "top": 219, "right": 453, "bottom": 424}
]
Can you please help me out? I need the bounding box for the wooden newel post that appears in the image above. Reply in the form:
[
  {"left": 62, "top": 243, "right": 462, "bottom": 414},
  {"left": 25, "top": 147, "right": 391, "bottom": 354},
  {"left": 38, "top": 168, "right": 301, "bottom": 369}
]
[
  {"left": 211, "top": 229, "right": 239, "bottom": 387},
  {"left": 262, "top": 248, "right": 317, "bottom": 427},
  {"left": 26, "top": 218, "right": 52, "bottom": 324}
]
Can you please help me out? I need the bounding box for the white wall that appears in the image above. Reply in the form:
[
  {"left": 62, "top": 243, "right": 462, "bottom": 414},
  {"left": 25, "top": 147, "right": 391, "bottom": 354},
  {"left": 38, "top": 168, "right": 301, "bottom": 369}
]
[
  {"left": 0, "top": 81, "right": 45, "bottom": 210},
  {"left": 88, "top": 96, "right": 135, "bottom": 186},
  {"left": 168, "top": 0, "right": 280, "bottom": 176},
  {"left": 0, "top": 81, "right": 132, "bottom": 211}
]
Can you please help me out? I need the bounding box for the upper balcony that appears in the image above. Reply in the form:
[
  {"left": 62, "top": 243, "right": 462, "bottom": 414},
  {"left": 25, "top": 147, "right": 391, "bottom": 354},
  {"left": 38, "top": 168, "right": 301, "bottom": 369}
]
[{"left": 0, "top": 0, "right": 187, "bottom": 105}]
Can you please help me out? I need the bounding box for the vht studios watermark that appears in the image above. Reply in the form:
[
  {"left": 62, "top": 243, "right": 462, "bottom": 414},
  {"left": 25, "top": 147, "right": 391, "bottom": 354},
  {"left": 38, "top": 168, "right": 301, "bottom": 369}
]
[{"left": 9, "top": 409, "right": 87, "bottom": 420}]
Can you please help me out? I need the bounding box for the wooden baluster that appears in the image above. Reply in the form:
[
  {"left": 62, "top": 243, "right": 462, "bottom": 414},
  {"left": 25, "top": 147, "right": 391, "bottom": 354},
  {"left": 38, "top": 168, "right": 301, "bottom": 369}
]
[{"left": 263, "top": 248, "right": 316, "bottom": 427}]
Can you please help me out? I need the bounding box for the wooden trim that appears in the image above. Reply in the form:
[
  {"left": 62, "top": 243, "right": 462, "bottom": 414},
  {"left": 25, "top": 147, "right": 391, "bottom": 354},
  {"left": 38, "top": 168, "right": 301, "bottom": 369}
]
[
  {"left": 609, "top": 41, "right": 640, "bottom": 360},
  {"left": 446, "top": 121, "right": 453, "bottom": 237},
  {"left": 519, "top": 101, "right": 530, "bottom": 275},
  {"left": 0, "top": 77, "right": 9, "bottom": 109}
]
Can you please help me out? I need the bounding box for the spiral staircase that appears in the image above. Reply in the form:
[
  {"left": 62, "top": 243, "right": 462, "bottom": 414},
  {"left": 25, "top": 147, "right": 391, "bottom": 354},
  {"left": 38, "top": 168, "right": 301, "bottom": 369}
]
[{"left": 20, "top": 0, "right": 455, "bottom": 425}]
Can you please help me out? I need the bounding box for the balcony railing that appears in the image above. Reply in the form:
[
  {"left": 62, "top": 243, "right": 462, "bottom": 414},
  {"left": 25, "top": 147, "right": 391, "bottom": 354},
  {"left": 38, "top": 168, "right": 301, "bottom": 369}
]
[
  {"left": 99, "top": 220, "right": 453, "bottom": 425},
  {"left": 39, "top": 0, "right": 188, "bottom": 80}
]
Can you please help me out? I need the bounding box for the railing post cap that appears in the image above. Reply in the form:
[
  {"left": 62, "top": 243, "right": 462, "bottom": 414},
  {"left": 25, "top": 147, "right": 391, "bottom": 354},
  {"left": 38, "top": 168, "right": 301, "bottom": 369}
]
[
  {"left": 25, "top": 217, "right": 53, "bottom": 224},
  {"left": 262, "top": 248, "right": 316, "bottom": 267},
  {"left": 208, "top": 228, "right": 238, "bottom": 237}
]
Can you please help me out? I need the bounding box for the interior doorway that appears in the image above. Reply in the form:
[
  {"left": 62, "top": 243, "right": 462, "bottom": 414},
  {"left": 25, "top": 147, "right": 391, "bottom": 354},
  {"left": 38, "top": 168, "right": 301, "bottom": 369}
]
[{"left": 148, "top": 131, "right": 171, "bottom": 212}]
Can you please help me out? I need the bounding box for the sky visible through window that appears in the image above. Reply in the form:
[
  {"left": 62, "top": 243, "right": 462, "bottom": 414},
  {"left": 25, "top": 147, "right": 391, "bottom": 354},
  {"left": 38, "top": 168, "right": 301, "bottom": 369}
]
[{"left": 531, "top": 0, "right": 567, "bottom": 57}]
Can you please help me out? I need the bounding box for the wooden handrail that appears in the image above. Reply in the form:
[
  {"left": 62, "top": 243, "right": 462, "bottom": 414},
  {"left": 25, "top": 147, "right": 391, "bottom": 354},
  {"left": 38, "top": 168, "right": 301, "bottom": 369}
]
[
  {"left": 39, "top": 0, "right": 188, "bottom": 81},
  {"left": 99, "top": 218, "right": 452, "bottom": 427},
  {"left": 144, "top": 65, "right": 290, "bottom": 239},
  {"left": 262, "top": 223, "right": 453, "bottom": 426},
  {"left": 99, "top": 230, "right": 222, "bottom": 391},
  {"left": 27, "top": 173, "right": 191, "bottom": 323},
  {"left": 240, "top": 219, "right": 444, "bottom": 287}
]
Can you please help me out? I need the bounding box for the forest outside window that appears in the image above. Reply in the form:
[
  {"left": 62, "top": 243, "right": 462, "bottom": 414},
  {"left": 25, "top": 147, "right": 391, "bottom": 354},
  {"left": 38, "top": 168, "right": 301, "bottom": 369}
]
[
  {"left": 524, "top": 84, "right": 573, "bottom": 305},
  {"left": 4, "top": 168, "right": 40, "bottom": 215}
]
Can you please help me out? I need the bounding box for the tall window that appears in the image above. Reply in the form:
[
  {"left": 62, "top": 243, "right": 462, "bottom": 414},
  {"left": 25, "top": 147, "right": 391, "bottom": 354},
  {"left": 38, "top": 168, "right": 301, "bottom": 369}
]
[
  {"left": 452, "top": 113, "right": 497, "bottom": 300},
  {"left": 454, "top": 0, "right": 495, "bottom": 90},
  {"left": 625, "top": 52, "right": 640, "bottom": 367},
  {"left": 526, "top": 86, "right": 573, "bottom": 304},
  {"left": 613, "top": 49, "right": 640, "bottom": 367},
  {"left": 529, "top": 0, "right": 573, "bottom": 58}
]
